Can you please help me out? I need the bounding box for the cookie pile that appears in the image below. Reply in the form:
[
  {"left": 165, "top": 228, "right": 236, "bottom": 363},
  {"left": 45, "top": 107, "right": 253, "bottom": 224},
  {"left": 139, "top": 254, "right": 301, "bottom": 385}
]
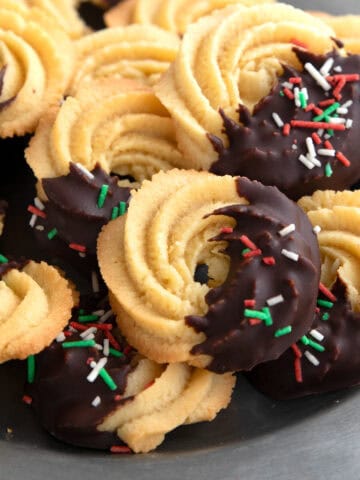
[{"left": 1, "top": 0, "right": 360, "bottom": 454}]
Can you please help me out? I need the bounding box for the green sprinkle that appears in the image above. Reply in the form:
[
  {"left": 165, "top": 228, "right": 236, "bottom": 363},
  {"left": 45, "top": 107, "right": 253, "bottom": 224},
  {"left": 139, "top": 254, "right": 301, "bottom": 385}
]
[
  {"left": 301, "top": 335, "right": 310, "bottom": 346},
  {"left": 317, "top": 299, "right": 334, "bottom": 308},
  {"left": 274, "top": 325, "right": 292, "bottom": 338},
  {"left": 279, "top": 91, "right": 285, "bottom": 97},
  {"left": 47, "top": 228, "right": 58, "bottom": 240},
  {"left": 322, "top": 312, "right": 330, "bottom": 321},
  {"left": 262, "top": 307, "right": 273, "bottom": 327},
  {"left": 97, "top": 184, "right": 109, "bottom": 208},
  {"left": 0, "top": 254, "right": 8, "bottom": 264},
  {"left": 242, "top": 248, "right": 251, "bottom": 256},
  {"left": 325, "top": 162, "right": 333, "bottom": 178},
  {"left": 62, "top": 340, "right": 96, "bottom": 348},
  {"left": 98, "top": 367, "right": 117, "bottom": 391},
  {"left": 78, "top": 314, "right": 99, "bottom": 323},
  {"left": 27, "top": 355, "right": 35, "bottom": 384},
  {"left": 308, "top": 339, "right": 325, "bottom": 352},
  {"left": 244, "top": 309, "right": 268, "bottom": 320},
  {"left": 299, "top": 91, "right": 307, "bottom": 109},
  {"left": 119, "top": 201, "right": 127, "bottom": 216},
  {"left": 111, "top": 206, "right": 119, "bottom": 220},
  {"left": 313, "top": 102, "right": 340, "bottom": 122},
  {"left": 109, "top": 348, "right": 124, "bottom": 358},
  {"left": 327, "top": 129, "right": 334, "bottom": 137}
]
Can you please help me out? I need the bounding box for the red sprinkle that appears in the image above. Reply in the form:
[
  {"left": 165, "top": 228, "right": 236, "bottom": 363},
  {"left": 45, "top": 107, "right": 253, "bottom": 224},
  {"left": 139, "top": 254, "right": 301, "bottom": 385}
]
[
  {"left": 333, "top": 77, "right": 346, "bottom": 100},
  {"left": 291, "top": 343, "right": 302, "bottom": 358},
  {"left": 336, "top": 151, "right": 351, "bottom": 167},
  {"left": 240, "top": 235, "right": 257, "bottom": 250},
  {"left": 110, "top": 446, "right": 132, "bottom": 454},
  {"left": 123, "top": 345, "right": 132, "bottom": 356},
  {"left": 315, "top": 307, "right": 320, "bottom": 314},
  {"left": 243, "top": 248, "right": 262, "bottom": 258},
  {"left": 311, "top": 132, "right": 322, "bottom": 145},
  {"left": 294, "top": 357, "right": 303, "bottom": 383},
  {"left": 289, "top": 77, "right": 302, "bottom": 84},
  {"left": 305, "top": 103, "right": 315, "bottom": 112},
  {"left": 324, "top": 140, "right": 334, "bottom": 150},
  {"left": 105, "top": 330, "right": 121, "bottom": 350},
  {"left": 319, "top": 282, "right": 337, "bottom": 302},
  {"left": 64, "top": 331, "right": 73, "bottom": 337},
  {"left": 327, "top": 74, "right": 360, "bottom": 82},
  {"left": 249, "top": 318, "right": 262, "bottom": 326},
  {"left": 86, "top": 357, "right": 95, "bottom": 365},
  {"left": 70, "top": 321, "right": 88, "bottom": 331},
  {"left": 318, "top": 98, "right": 336, "bottom": 107},
  {"left": 282, "top": 123, "right": 291, "bottom": 136},
  {"left": 313, "top": 107, "right": 323, "bottom": 116},
  {"left": 87, "top": 323, "right": 113, "bottom": 331},
  {"left": 27, "top": 205, "right": 46, "bottom": 218},
  {"left": 22, "top": 395, "right": 33, "bottom": 405},
  {"left": 114, "top": 394, "right": 122, "bottom": 401},
  {"left": 262, "top": 256, "right": 276, "bottom": 266},
  {"left": 290, "top": 38, "right": 308, "bottom": 49},
  {"left": 220, "top": 227, "right": 233, "bottom": 234},
  {"left": 69, "top": 243, "right": 87, "bottom": 253},
  {"left": 291, "top": 120, "right": 346, "bottom": 131},
  {"left": 244, "top": 299, "right": 256, "bottom": 307},
  {"left": 283, "top": 87, "right": 294, "bottom": 100}
]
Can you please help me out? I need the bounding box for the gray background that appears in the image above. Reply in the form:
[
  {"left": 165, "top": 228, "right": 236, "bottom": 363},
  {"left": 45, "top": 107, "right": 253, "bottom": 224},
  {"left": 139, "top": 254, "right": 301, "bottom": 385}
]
[{"left": 1, "top": 1, "right": 360, "bottom": 479}]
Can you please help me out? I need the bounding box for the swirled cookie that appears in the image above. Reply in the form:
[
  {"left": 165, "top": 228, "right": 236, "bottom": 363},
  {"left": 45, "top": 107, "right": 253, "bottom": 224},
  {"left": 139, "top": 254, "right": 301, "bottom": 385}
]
[
  {"left": 25, "top": 306, "right": 235, "bottom": 453},
  {"left": 248, "top": 189, "right": 360, "bottom": 398},
  {"left": 104, "top": 0, "right": 275, "bottom": 35},
  {"left": 68, "top": 24, "right": 179, "bottom": 94},
  {"left": 0, "top": 259, "right": 76, "bottom": 363},
  {"left": 0, "top": 0, "right": 74, "bottom": 137},
  {"left": 311, "top": 12, "right": 360, "bottom": 54},
  {"left": 98, "top": 169, "right": 320, "bottom": 373},
  {"left": 25, "top": 78, "right": 187, "bottom": 198},
  {"left": 155, "top": 4, "right": 360, "bottom": 198}
]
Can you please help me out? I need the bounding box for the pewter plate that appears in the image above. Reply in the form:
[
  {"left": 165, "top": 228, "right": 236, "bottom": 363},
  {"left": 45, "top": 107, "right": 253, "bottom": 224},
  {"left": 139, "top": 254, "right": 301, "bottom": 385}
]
[{"left": 1, "top": 2, "right": 360, "bottom": 479}]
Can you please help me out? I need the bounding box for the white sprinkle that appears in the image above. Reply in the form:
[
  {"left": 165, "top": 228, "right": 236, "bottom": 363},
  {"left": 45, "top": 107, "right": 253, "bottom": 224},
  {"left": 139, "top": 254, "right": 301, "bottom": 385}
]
[
  {"left": 80, "top": 327, "right": 97, "bottom": 339},
  {"left": 317, "top": 129, "right": 324, "bottom": 137},
  {"left": 266, "top": 294, "right": 285, "bottom": 307},
  {"left": 99, "top": 309, "right": 113, "bottom": 323},
  {"left": 304, "top": 350, "right": 320, "bottom": 366},
  {"left": 75, "top": 163, "right": 94, "bottom": 180},
  {"left": 91, "top": 271, "right": 100, "bottom": 293},
  {"left": 310, "top": 329, "right": 325, "bottom": 342},
  {"left": 294, "top": 87, "right": 301, "bottom": 107},
  {"left": 306, "top": 154, "right": 321, "bottom": 168},
  {"left": 29, "top": 214, "right": 37, "bottom": 228},
  {"left": 56, "top": 332, "right": 66, "bottom": 343},
  {"left": 272, "top": 112, "right": 284, "bottom": 128},
  {"left": 342, "top": 100, "right": 353, "bottom": 109},
  {"left": 320, "top": 57, "right": 334, "bottom": 76},
  {"left": 69, "top": 326, "right": 77, "bottom": 333},
  {"left": 318, "top": 149, "right": 336, "bottom": 157},
  {"left": 79, "top": 252, "right": 86, "bottom": 258},
  {"left": 91, "top": 396, "right": 101, "bottom": 407},
  {"left": 313, "top": 225, "right": 322, "bottom": 234},
  {"left": 298, "top": 154, "right": 315, "bottom": 170},
  {"left": 301, "top": 87, "right": 309, "bottom": 101},
  {"left": 334, "top": 65, "right": 343, "bottom": 73},
  {"left": 103, "top": 338, "right": 110, "bottom": 356},
  {"left": 336, "top": 107, "right": 348, "bottom": 115},
  {"left": 281, "top": 249, "right": 299, "bottom": 262},
  {"left": 34, "top": 197, "right": 45, "bottom": 210},
  {"left": 87, "top": 358, "right": 108, "bottom": 383},
  {"left": 92, "top": 309, "right": 105, "bottom": 317},
  {"left": 94, "top": 343, "right": 103, "bottom": 351},
  {"left": 327, "top": 117, "right": 346, "bottom": 124},
  {"left": 306, "top": 137, "right": 317, "bottom": 158},
  {"left": 282, "top": 81, "right": 294, "bottom": 89},
  {"left": 346, "top": 119, "right": 353, "bottom": 129},
  {"left": 35, "top": 225, "right": 44, "bottom": 231},
  {"left": 324, "top": 134, "right": 332, "bottom": 140},
  {"left": 278, "top": 224, "right": 296, "bottom": 237},
  {"left": 292, "top": 144, "right": 298, "bottom": 151},
  {"left": 304, "top": 62, "right": 331, "bottom": 91}
]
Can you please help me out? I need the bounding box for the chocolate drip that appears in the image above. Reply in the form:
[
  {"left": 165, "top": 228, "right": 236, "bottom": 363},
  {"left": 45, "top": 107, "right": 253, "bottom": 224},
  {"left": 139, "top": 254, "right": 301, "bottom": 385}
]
[
  {"left": 0, "top": 65, "right": 16, "bottom": 112},
  {"left": 186, "top": 177, "right": 320, "bottom": 373},
  {"left": 209, "top": 50, "right": 360, "bottom": 199},
  {"left": 247, "top": 278, "right": 360, "bottom": 399}
]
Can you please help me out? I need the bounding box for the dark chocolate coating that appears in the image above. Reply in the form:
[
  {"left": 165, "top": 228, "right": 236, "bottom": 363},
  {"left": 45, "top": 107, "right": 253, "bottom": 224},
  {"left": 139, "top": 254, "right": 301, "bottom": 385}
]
[
  {"left": 209, "top": 50, "right": 360, "bottom": 199},
  {"left": 186, "top": 177, "right": 321, "bottom": 373},
  {"left": 26, "top": 309, "right": 135, "bottom": 450},
  {"left": 0, "top": 66, "right": 16, "bottom": 112},
  {"left": 247, "top": 278, "right": 360, "bottom": 399},
  {"left": 41, "top": 162, "right": 130, "bottom": 254}
]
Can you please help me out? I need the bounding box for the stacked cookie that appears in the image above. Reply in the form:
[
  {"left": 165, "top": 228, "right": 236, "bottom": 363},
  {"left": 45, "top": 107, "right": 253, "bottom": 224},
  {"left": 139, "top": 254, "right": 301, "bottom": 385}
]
[{"left": 1, "top": 0, "right": 360, "bottom": 455}]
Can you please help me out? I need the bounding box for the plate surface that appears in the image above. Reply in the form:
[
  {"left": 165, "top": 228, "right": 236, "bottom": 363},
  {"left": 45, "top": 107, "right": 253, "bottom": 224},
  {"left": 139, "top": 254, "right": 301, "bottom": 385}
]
[{"left": 1, "top": 1, "right": 360, "bottom": 479}]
